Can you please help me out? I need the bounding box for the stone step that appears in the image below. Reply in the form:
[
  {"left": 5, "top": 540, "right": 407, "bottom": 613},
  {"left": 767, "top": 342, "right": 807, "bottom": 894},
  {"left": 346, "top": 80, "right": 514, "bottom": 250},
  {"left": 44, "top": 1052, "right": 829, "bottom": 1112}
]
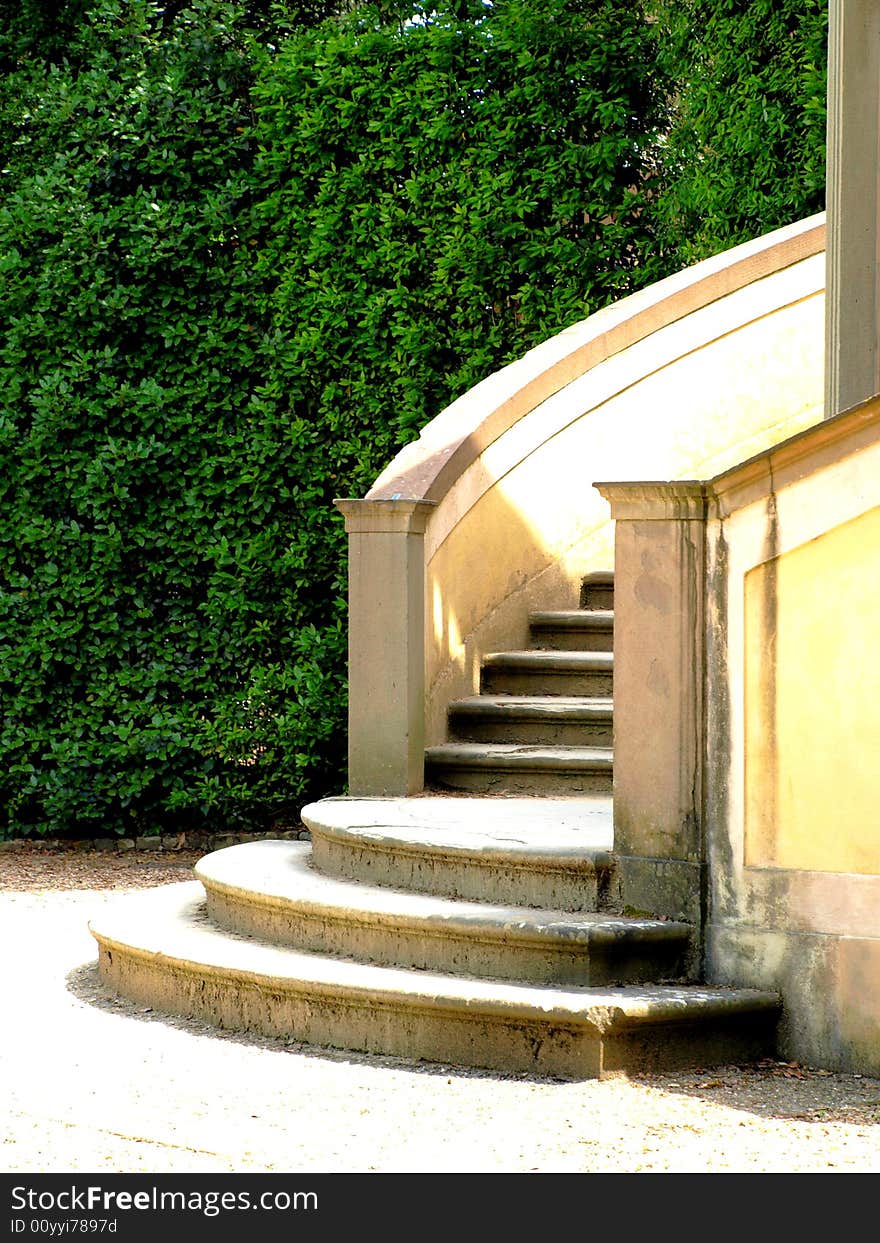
[
  {"left": 301, "top": 795, "right": 617, "bottom": 911},
  {"left": 580, "top": 570, "right": 615, "bottom": 611},
  {"left": 447, "top": 695, "right": 613, "bottom": 746},
  {"left": 195, "top": 840, "right": 690, "bottom": 986},
  {"left": 481, "top": 650, "right": 614, "bottom": 697},
  {"left": 425, "top": 742, "right": 613, "bottom": 795},
  {"left": 529, "top": 610, "right": 614, "bottom": 652},
  {"left": 89, "top": 883, "right": 781, "bottom": 1081}
]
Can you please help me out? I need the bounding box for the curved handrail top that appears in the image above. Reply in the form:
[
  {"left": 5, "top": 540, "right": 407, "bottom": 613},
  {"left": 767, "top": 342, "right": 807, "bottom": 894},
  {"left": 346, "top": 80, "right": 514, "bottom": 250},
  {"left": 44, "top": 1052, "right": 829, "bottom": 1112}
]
[{"left": 366, "top": 213, "right": 826, "bottom": 506}]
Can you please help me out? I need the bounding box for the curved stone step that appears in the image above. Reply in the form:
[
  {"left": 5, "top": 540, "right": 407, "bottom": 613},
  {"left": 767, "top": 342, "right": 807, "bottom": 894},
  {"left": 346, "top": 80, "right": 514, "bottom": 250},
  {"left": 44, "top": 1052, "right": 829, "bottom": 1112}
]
[
  {"left": 481, "top": 650, "right": 613, "bottom": 696},
  {"left": 195, "top": 840, "right": 688, "bottom": 986},
  {"left": 529, "top": 610, "right": 614, "bottom": 651},
  {"left": 448, "top": 695, "right": 613, "bottom": 746},
  {"left": 425, "top": 742, "right": 613, "bottom": 795},
  {"left": 89, "top": 884, "right": 781, "bottom": 1081},
  {"left": 301, "top": 795, "right": 616, "bottom": 911}
]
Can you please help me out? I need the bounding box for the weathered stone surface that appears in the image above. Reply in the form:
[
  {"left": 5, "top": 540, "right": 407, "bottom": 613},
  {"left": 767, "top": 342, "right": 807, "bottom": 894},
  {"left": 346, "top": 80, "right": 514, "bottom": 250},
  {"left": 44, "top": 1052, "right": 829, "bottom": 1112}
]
[{"left": 91, "top": 881, "right": 780, "bottom": 1081}]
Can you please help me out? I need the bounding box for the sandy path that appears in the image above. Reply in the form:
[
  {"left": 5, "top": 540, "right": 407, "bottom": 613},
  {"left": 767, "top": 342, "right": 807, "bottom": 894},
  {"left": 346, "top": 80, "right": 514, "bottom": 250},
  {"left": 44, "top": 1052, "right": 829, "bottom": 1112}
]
[{"left": 2, "top": 848, "right": 879, "bottom": 1174}]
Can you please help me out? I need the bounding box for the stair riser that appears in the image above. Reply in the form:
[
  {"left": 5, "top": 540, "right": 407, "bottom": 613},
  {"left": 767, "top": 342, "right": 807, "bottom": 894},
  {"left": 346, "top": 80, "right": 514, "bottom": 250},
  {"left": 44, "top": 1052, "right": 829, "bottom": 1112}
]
[
  {"left": 309, "top": 832, "right": 614, "bottom": 912},
  {"left": 448, "top": 716, "right": 613, "bottom": 746},
  {"left": 426, "top": 765, "right": 612, "bottom": 796},
  {"left": 96, "top": 944, "right": 778, "bottom": 1081},
  {"left": 204, "top": 890, "right": 688, "bottom": 986},
  {"left": 600, "top": 1015, "right": 781, "bottom": 1078},
  {"left": 528, "top": 628, "right": 613, "bottom": 652},
  {"left": 481, "top": 668, "right": 613, "bottom": 696},
  {"left": 97, "top": 942, "right": 605, "bottom": 1078},
  {"left": 580, "top": 585, "right": 614, "bottom": 611}
]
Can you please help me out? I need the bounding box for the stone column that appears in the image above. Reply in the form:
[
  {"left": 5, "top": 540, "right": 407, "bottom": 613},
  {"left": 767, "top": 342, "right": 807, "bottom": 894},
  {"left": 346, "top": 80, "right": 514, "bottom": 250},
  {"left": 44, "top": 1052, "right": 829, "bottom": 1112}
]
[
  {"left": 334, "top": 498, "right": 436, "bottom": 796},
  {"left": 594, "top": 482, "right": 707, "bottom": 933},
  {"left": 825, "top": 0, "right": 880, "bottom": 417}
]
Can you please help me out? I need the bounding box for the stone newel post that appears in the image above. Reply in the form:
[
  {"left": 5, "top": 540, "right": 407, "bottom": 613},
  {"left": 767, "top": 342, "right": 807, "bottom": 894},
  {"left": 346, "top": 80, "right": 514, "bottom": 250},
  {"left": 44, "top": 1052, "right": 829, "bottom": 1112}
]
[
  {"left": 334, "top": 498, "right": 436, "bottom": 796},
  {"left": 594, "top": 482, "right": 707, "bottom": 931},
  {"left": 825, "top": 0, "right": 880, "bottom": 417}
]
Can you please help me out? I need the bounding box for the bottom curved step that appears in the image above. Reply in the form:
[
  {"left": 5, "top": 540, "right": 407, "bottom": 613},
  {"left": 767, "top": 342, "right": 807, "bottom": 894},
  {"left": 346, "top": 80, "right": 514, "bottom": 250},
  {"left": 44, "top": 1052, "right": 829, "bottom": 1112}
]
[{"left": 90, "top": 883, "right": 781, "bottom": 1081}]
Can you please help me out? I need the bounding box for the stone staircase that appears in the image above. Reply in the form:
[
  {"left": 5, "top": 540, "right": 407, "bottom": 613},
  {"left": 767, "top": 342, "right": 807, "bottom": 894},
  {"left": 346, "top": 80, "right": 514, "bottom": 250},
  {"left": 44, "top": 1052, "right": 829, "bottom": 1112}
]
[
  {"left": 89, "top": 571, "right": 782, "bottom": 1080},
  {"left": 425, "top": 571, "right": 615, "bottom": 795}
]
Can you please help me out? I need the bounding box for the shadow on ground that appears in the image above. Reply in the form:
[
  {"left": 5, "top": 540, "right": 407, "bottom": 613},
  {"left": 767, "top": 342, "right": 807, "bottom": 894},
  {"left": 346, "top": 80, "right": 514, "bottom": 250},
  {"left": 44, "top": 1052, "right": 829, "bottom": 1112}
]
[{"left": 65, "top": 960, "right": 880, "bottom": 1124}]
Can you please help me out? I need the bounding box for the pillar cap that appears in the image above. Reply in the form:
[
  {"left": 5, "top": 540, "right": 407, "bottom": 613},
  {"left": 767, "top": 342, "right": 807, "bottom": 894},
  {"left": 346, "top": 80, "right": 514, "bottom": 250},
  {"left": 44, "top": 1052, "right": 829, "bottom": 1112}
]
[
  {"left": 593, "top": 481, "right": 708, "bottom": 521},
  {"left": 334, "top": 497, "right": 437, "bottom": 535}
]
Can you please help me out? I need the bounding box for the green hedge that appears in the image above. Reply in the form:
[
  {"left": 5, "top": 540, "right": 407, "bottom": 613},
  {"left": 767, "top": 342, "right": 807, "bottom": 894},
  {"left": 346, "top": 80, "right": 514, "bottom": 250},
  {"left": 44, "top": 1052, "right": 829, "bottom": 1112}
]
[
  {"left": 653, "top": 0, "right": 827, "bottom": 265},
  {"left": 0, "top": 3, "right": 299, "bottom": 837},
  {"left": 0, "top": 1, "right": 830, "bottom": 839},
  {"left": 251, "top": 0, "right": 671, "bottom": 448},
  {"left": 0, "top": 0, "right": 669, "bottom": 838}
]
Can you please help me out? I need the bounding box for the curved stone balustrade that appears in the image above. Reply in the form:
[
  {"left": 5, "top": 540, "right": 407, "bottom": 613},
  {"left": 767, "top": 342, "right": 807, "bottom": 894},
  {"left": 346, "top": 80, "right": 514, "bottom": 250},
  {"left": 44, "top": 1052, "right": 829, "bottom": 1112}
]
[{"left": 336, "top": 214, "right": 826, "bottom": 795}]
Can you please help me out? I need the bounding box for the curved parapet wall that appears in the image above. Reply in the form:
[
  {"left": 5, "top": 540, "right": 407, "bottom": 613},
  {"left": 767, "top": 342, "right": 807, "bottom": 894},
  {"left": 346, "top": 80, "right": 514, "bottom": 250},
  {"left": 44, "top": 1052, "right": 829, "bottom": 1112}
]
[{"left": 337, "top": 213, "right": 826, "bottom": 794}]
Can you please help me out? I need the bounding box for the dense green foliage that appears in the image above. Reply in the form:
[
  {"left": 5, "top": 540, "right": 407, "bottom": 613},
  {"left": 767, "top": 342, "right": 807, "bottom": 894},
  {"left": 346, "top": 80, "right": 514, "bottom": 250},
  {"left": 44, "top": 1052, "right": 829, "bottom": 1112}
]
[
  {"left": 0, "top": 0, "right": 670, "bottom": 838},
  {"left": 253, "top": 0, "right": 670, "bottom": 447},
  {"left": 654, "top": 0, "right": 827, "bottom": 265},
  {"left": 0, "top": 2, "right": 315, "bottom": 837},
  {"left": 0, "top": 0, "right": 830, "bottom": 839}
]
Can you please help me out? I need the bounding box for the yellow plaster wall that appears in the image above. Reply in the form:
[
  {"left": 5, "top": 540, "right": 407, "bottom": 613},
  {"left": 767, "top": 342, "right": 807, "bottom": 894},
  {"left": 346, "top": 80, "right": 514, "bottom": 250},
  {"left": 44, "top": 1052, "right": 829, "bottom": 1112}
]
[{"left": 744, "top": 505, "right": 880, "bottom": 874}]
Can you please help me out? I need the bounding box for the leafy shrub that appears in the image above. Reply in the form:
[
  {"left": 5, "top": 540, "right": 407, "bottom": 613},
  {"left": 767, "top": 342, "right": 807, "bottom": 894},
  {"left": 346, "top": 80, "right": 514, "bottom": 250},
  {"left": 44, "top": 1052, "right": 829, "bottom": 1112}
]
[
  {"left": 0, "top": 0, "right": 831, "bottom": 840},
  {"left": 653, "top": 0, "right": 827, "bottom": 265},
  {"left": 0, "top": 1, "right": 342, "bottom": 837},
  {"left": 0, "top": 0, "right": 668, "bottom": 838},
  {"left": 251, "top": 0, "right": 671, "bottom": 447}
]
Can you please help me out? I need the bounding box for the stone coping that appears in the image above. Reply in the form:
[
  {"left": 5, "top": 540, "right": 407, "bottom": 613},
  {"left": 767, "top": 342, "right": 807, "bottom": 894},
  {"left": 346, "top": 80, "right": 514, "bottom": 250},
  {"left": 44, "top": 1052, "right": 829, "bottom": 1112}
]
[
  {"left": 595, "top": 389, "right": 880, "bottom": 523},
  {"left": 363, "top": 213, "right": 825, "bottom": 506}
]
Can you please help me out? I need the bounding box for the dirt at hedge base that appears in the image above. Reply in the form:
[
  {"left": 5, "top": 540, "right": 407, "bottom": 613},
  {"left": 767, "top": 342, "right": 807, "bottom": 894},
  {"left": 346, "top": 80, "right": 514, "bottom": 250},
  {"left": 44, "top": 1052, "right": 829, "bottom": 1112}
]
[{"left": 0, "top": 841, "right": 205, "bottom": 891}]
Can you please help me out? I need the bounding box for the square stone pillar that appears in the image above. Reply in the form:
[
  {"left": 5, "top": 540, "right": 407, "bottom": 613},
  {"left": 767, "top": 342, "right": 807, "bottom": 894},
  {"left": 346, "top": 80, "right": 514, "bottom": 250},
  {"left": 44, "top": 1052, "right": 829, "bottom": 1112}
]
[
  {"left": 334, "top": 498, "right": 436, "bottom": 795},
  {"left": 594, "top": 482, "right": 708, "bottom": 932},
  {"left": 825, "top": 0, "right": 880, "bottom": 417}
]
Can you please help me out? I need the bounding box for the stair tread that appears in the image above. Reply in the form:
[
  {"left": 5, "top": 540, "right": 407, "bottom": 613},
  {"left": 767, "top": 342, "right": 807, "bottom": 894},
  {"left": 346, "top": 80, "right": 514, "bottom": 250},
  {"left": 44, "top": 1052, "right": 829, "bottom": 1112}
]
[
  {"left": 450, "top": 695, "right": 613, "bottom": 719},
  {"left": 90, "top": 883, "right": 780, "bottom": 1028},
  {"left": 197, "top": 840, "right": 683, "bottom": 946},
  {"left": 483, "top": 650, "right": 614, "bottom": 668},
  {"left": 530, "top": 610, "right": 614, "bottom": 627},
  {"left": 426, "top": 742, "right": 613, "bottom": 769},
  {"left": 302, "top": 795, "right": 614, "bottom": 864}
]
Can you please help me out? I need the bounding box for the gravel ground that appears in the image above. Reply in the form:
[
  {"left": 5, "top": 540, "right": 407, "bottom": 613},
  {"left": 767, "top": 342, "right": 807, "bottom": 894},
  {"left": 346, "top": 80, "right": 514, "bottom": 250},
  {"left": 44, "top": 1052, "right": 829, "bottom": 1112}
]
[{"left": 2, "top": 844, "right": 880, "bottom": 1175}]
